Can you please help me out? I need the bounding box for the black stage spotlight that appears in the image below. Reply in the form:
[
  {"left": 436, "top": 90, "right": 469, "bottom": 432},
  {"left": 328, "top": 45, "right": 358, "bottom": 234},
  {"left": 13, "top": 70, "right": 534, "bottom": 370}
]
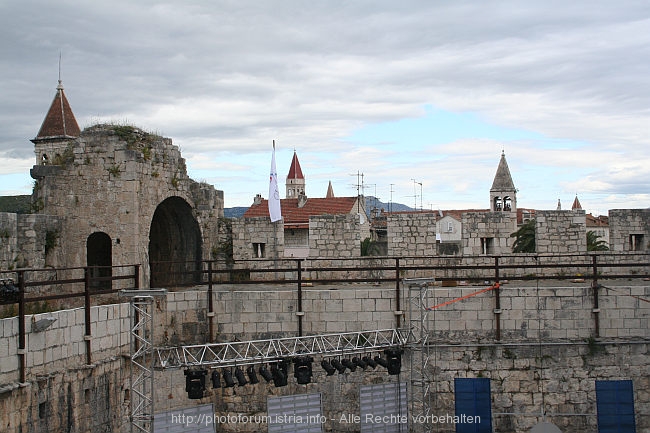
[
  {"left": 222, "top": 369, "right": 236, "bottom": 387},
  {"left": 363, "top": 356, "right": 377, "bottom": 369},
  {"left": 385, "top": 348, "right": 404, "bottom": 375},
  {"left": 271, "top": 361, "right": 288, "bottom": 387},
  {"left": 235, "top": 367, "right": 248, "bottom": 386},
  {"left": 331, "top": 359, "right": 346, "bottom": 374},
  {"left": 353, "top": 357, "right": 367, "bottom": 369},
  {"left": 374, "top": 355, "right": 389, "bottom": 369},
  {"left": 184, "top": 369, "right": 207, "bottom": 399},
  {"left": 321, "top": 359, "right": 337, "bottom": 376},
  {"left": 247, "top": 366, "right": 259, "bottom": 384},
  {"left": 211, "top": 370, "right": 221, "bottom": 389},
  {"left": 341, "top": 359, "right": 357, "bottom": 372},
  {"left": 294, "top": 356, "right": 313, "bottom": 385},
  {"left": 259, "top": 365, "right": 273, "bottom": 383}
]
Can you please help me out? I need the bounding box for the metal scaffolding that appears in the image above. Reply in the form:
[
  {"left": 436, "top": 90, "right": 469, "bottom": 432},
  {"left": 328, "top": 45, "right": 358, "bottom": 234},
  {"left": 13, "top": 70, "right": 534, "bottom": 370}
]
[
  {"left": 405, "top": 277, "right": 436, "bottom": 433},
  {"left": 120, "top": 289, "right": 167, "bottom": 433},
  {"left": 154, "top": 328, "right": 408, "bottom": 369}
]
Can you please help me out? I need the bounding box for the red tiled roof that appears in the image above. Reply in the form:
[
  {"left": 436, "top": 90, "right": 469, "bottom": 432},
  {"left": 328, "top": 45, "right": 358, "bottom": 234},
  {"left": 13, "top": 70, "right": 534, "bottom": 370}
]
[
  {"left": 586, "top": 213, "right": 608, "bottom": 227},
  {"left": 287, "top": 151, "right": 304, "bottom": 180},
  {"left": 243, "top": 196, "right": 359, "bottom": 226},
  {"left": 34, "top": 82, "right": 80, "bottom": 140}
]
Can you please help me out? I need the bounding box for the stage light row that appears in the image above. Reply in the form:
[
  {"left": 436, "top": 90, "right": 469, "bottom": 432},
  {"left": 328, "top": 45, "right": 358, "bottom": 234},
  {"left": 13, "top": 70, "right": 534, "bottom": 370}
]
[{"left": 184, "top": 349, "right": 403, "bottom": 399}]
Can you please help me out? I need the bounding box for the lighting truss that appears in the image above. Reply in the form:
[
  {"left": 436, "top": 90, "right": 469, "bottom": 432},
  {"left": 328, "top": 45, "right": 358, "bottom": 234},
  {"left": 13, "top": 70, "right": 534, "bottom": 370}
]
[
  {"left": 405, "top": 278, "right": 436, "bottom": 433},
  {"left": 153, "top": 328, "right": 408, "bottom": 369},
  {"left": 119, "top": 289, "right": 167, "bottom": 433}
]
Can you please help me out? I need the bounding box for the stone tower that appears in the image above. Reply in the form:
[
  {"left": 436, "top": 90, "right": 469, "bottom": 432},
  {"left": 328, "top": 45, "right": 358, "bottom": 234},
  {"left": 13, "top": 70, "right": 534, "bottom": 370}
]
[
  {"left": 31, "top": 80, "right": 81, "bottom": 164},
  {"left": 490, "top": 151, "right": 517, "bottom": 212},
  {"left": 29, "top": 83, "right": 224, "bottom": 288},
  {"left": 286, "top": 150, "right": 305, "bottom": 198}
]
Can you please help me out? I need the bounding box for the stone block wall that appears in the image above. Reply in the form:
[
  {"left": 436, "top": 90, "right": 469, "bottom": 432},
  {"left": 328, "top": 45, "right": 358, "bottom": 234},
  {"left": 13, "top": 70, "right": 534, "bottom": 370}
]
[
  {"left": 387, "top": 213, "right": 438, "bottom": 256},
  {"left": 405, "top": 342, "right": 649, "bottom": 432},
  {"left": 0, "top": 278, "right": 648, "bottom": 433},
  {"left": 232, "top": 217, "right": 284, "bottom": 260},
  {"left": 462, "top": 211, "right": 516, "bottom": 255},
  {"left": 609, "top": 209, "right": 650, "bottom": 252},
  {"left": 535, "top": 210, "right": 587, "bottom": 253},
  {"left": 210, "top": 285, "right": 398, "bottom": 341},
  {"left": 0, "top": 212, "right": 18, "bottom": 270},
  {"left": 0, "top": 303, "right": 130, "bottom": 385},
  {"left": 309, "top": 214, "right": 368, "bottom": 258},
  {"left": 0, "top": 213, "right": 62, "bottom": 271}
]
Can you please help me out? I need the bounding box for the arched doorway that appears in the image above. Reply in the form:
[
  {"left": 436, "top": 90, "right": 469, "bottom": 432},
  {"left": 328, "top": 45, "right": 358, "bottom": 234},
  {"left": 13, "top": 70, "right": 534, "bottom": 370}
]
[
  {"left": 87, "top": 232, "right": 112, "bottom": 290},
  {"left": 149, "top": 196, "right": 202, "bottom": 288}
]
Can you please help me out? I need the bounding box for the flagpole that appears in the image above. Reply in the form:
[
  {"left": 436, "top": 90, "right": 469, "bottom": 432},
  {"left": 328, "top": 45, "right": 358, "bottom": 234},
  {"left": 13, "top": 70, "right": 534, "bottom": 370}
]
[{"left": 273, "top": 140, "right": 277, "bottom": 267}]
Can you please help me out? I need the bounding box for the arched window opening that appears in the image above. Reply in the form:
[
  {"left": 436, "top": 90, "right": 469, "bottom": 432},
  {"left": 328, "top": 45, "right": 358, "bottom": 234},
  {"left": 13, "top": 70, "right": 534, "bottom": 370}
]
[
  {"left": 493, "top": 197, "right": 503, "bottom": 211},
  {"left": 503, "top": 196, "right": 512, "bottom": 211},
  {"left": 87, "top": 232, "right": 112, "bottom": 290},
  {"left": 149, "top": 196, "right": 202, "bottom": 288}
]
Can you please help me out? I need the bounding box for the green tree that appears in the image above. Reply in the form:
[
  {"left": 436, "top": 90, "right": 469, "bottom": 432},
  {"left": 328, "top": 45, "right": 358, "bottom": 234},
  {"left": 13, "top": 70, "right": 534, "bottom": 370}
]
[
  {"left": 587, "top": 230, "right": 609, "bottom": 251},
  {"left": 510, "top": 219, "right": 536, "bottom": 253}
]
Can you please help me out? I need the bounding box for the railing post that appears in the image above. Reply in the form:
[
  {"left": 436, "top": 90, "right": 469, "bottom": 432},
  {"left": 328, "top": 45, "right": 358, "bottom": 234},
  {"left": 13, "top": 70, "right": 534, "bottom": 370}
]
[
  {"left": 591, "top": 254, "right": 600, "bottom": 338},
  {"left": 134, "top": 264, "right": 140, "bottom": 289},
  {"left": 208, "top": 261, "right": 215, "bottom": 342},
  {"left": 84, "top": 267, "right": 92, "bottom": 365},
  {"left": 17, "top": 270, "right": 26, "bottom": 383},
  {"left": 395, "top": 258, "right": 401, "bottom": 328},
  {"left": 494, "top": 256, "right": 501, "bottom": 341},
  {"left": 296, "top": 259, "right": 303, "bottom": 337}
]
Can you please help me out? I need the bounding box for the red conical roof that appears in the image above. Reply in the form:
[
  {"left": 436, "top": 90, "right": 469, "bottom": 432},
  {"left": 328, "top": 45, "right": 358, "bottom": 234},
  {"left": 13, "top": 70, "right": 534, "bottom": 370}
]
[
  {"left": 34, "top": 81, "right": 80, "bottom": 141},
  {"left": 287, "top": 151, "right": 304, "bottom": 180},
  {"left": 326, "top": 181, "right": 335, "bottom": 198},
  {"left": 571, "top": 195, "right": 582, "bottom": 210}
]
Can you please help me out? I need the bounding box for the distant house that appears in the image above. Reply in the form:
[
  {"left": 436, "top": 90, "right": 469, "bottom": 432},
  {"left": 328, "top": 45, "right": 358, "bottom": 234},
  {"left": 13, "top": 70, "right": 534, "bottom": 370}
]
[{"left": 234, "top": 151, "right": 368, "bottom": 259}]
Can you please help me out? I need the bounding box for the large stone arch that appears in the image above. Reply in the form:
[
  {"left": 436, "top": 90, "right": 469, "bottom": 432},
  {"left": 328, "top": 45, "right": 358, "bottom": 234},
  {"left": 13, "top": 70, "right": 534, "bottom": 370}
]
[{"left": 149, "top": 196, "right": 202, "bottom": 288}]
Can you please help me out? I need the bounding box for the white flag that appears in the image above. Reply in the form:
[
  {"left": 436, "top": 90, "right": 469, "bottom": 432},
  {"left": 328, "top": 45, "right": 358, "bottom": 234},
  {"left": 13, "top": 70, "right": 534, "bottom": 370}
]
[{"left": 268, "top": 141, "right": 282, "bottom": 222}]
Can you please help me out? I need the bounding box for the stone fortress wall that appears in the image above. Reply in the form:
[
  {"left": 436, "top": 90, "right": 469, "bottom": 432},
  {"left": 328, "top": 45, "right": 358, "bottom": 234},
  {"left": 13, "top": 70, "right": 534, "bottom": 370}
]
[{"left": 1, "top": 274, "right": 648, "bottom": 432}]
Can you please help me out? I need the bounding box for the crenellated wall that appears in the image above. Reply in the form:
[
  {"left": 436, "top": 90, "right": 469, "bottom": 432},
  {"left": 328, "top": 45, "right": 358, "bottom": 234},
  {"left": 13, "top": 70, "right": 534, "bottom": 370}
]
[
  {"left": 535, "top": 210, "right": 587, "bottom": 253},
  {"left": 387, "top": 213, "right": 439, "bottom": 256},
  {"left": 609, "top": 209, "right": 650, "bottom": 252},
  {"left": 308, "top": 214, "right": 369, "bottom": 258}
]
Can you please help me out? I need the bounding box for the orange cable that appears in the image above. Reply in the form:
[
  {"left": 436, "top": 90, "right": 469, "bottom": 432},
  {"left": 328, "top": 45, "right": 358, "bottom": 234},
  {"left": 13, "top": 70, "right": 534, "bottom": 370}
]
[{"left": 426, "top": 283, "right": 499, "bottom": 311}]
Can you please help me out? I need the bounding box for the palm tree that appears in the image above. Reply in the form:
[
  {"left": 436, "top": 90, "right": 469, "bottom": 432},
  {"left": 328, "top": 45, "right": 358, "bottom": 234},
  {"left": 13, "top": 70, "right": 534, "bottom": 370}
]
[
  {"left": 511, "top": 219, "right": 536, "bottom": 253},
  {"left": 587, "top": 231, "right": 609, "bottom": 251}
]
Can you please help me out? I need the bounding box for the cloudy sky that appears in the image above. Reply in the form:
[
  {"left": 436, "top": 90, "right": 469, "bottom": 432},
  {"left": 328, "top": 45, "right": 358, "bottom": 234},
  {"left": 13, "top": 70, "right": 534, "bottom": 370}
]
[{"left": 1, "top": 1, "right": 649, "bottom": 215}]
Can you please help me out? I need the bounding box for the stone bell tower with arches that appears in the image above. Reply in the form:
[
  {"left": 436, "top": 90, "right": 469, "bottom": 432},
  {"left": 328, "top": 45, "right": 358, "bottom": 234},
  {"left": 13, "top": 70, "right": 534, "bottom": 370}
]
[{"left": 490, "top": 151, "right": 517, "bottom": 213}]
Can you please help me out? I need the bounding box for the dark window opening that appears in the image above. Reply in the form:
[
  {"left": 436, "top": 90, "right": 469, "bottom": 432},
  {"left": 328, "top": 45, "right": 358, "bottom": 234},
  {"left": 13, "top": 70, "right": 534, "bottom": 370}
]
[
  {"left": 253, "top": 243, "right": 266, "bottom": 258},
  {"left": 481, "top": 237, "right": 494, "bottom": 255},
  {"left": 86, "top": 232, "right": 112, "bottom": 291},
  {"left": 629, "top": 234, "right": 644, "bottom": 251}
]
